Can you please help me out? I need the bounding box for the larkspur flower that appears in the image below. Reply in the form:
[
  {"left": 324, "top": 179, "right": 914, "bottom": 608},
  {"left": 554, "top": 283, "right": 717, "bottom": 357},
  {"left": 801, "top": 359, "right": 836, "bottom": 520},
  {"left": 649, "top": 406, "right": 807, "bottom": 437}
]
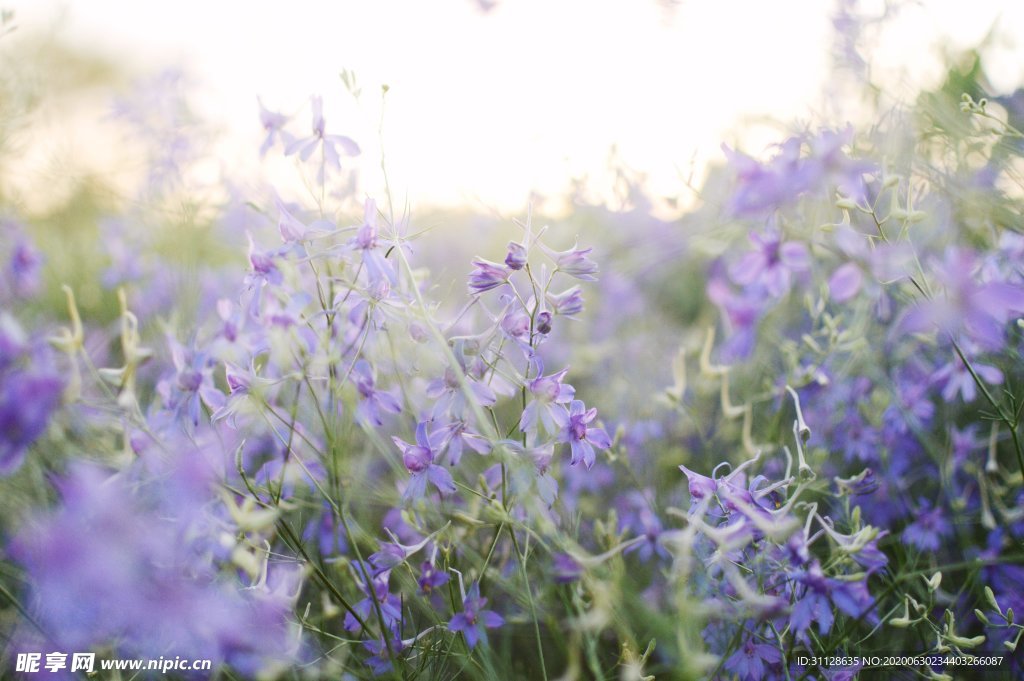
[
  {"left": 257, "top": 97, "right": 291, "bottom": 157},
  {"left": 902, "top": 501, "right": 952, "bottom": 552},
  {"left": 898, "top": 247, "right": 1024, "bottom": 350},
  {"left": 546, "top": 286, "right": 584, "bottom": 316},
  {"left": 468, "top": 258, "right": 510, "bottom": 293},
  {"left": 729, "top": 227, "right": 810, "bottom": 297},
  {"left": 541, "top": 241, "right": 598, "bottom": 280},
  {"left": 519, "top": 362, "right": 575, "bottom": 435},
  {"left": 352, "top": 359, "right": 402, "bottom": 427},
  {"left": 504, "top": 240, "right": 527, "bottom": 270},
  {"left": 284, "top": 95, "right": 359, "bottom": 181},
  {"left": 553, "top": 399, "right": 611, "bottom": 468},
  {"left": 392, "top": 422, "right": 457, "bottom": 500},
  {"left": 448, "top": 583, "right": 504, "bottom": 649},
  {"left": 723, "top": 638, "right": 782, "bottom": 681}
]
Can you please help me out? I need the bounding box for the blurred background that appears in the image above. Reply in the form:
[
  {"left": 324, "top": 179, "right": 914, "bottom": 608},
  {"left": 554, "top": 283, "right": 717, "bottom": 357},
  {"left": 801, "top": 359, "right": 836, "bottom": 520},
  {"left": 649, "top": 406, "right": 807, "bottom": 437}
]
[{"left": 4, "top": 0, "right": 1024, "bottom": 219}]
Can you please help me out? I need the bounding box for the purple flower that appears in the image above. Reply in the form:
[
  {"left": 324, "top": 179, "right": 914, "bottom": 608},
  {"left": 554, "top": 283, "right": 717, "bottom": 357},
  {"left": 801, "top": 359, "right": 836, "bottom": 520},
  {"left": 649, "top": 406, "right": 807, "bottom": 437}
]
[
  {"left": 352, "top": 359, "right": 402, "bottom": 427},
  {"left": 519, "top": 364, "right": 575, "bottom": 435},
  {"left": 7, "top": 236, "right": 43, "bottom": 298},
  {"left": 729, "top": 228, "right": 809, "bottom": 297},
  {"left": 553, "top": 399, "right": 611, "bottom": 469},
  {"left": 426, "top": 364, "right": 497, "bottom": 420},
  {"left": 931, "top": 352, "right": 1003, "bottom": 403},
  {"left": 257, "top": 97, "right": 291, "bottom": 157},
  {"left": 392, "top": 422, "right": 457, "bottom": 501},
  {"left": 0, "top": 366, "right": 62, "bottom": 475},
  {"left": 678, "top": 464, "right": 718, "bottom": 505},
  {"left": 724, "top": 638, "right": 782, "bottom": 681},
  {"left": 10, "top": 464, "right": 300, "bottom": 672},
  {"left": 284, "top": 95, "right": 360, "bottom": 181},
  {"left": 541, "top": 241, "right": 598, "bottom": 281},
  {"left": 902, "top": 501, "right": 952, "bottom": 552},
  {"left": 504, "top": 241, "right": 527, "bottom": 270},
  {"left": 157, "top": 336, "right": 225, "bottom": 428},
  {"left": 348, "top": 198, "right": 397, "bottom": 287},
  {"left": 552, "top": 553, "right": 583, "bottom": 583},
  {"left": 546, "top": 286, "right": 584, "bottom": 316},
  {"left": 723, "top": 128, "right": 872, "bottom": 216},
  {"left": 435, "top": 420, "right": 491, "bottom": 466},
  {"left": 448, "top": 583, "right": 503, "bottom": 649},
  {"left": 898, "top": 247, "right": 1024, "bottom": 350},
  {"left": 417, "top": 561, "right": 450, "bottom": 594},
  {"left": 468, "top": 259, "right": 510, "bottom": 293}
]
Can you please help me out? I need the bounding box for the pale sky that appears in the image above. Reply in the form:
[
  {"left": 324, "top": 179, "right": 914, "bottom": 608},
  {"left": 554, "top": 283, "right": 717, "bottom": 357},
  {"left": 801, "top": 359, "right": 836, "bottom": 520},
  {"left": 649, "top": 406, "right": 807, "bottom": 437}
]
[{"left": 9, "top": 0, "right": 1024, "bottom": 215}]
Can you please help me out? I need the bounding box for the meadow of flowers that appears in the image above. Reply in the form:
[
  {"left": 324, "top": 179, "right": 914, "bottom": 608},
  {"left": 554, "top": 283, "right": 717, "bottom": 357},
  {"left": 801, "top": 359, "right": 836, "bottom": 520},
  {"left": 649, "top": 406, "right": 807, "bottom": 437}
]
[{"left": 2, "top": 5, "right": 1024, "bottom": 681}]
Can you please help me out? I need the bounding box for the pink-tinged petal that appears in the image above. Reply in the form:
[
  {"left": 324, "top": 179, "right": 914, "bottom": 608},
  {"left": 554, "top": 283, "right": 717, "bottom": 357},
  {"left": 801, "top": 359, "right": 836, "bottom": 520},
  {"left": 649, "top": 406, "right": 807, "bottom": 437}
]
[
  {"left": 828, "top": 263, "right": 863, "bottom": 303},
  {"left": 586, "top": 427, "right": 612, "bottom": 450},
  {"left": 582, "top": 407, "right": 598, "bottom": 424}
]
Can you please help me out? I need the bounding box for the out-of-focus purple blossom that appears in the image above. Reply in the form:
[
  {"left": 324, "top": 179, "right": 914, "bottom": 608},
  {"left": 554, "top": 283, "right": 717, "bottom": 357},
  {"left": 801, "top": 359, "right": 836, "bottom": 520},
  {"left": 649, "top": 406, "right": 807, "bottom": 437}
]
[
  {"left": 723, "top": 128, "right": 873, "bottom": 216},
  {"left": 393, "top": 422, "right": 457, "bottom": 501},
  {"left": 468, "top": 258, "right": 510, "bottom": 293},
  {"left": 0, "top": 340, "right": 63, "bottom": 474},
  {"left": 552, "top": 553, "right": 583, "bottom": 583},
  {"left": 729, "top": 228, "right": 810, "bottom": 297},
  {"left": 541, "top": 241, "right": 599, "bottom": 281},
  {"left": 10, "top": 464, "right": 300, "bottom": 672},
  {"left": 931, "top": 352, "right": 1003, "bottom": 403},
  {"left": 257, "top": 97, "right": 291, "bottom": 157},
  {"left": 157, "top": 336, "right": 225, "bottom": 428},
  {"left": 789, "top": 562, "right": 875, "bottom": 645},
  {"left": 724, "top": 638, "right": 782, "bottom": 681},
  {"left": 448, "top": 583, "right": 503, "bottom": 650},
  {"left": 6, "top": 235, "right": 44, "bottom": 298},
  {"left": 898, "top": 247, "right": 1024, "bottom": 350},
  {"left": 352, "top": 359, "right": 402, "bottom": 427},
  {"left": 902, "top": 501, "right": 952, "bottom": 552},
  {"left": 553, "top": 399, "right": 611, "bottom": 469},
  {"left": 284, "top": 95, "right": 360, "bottom": 182},
  {"left": 707, "top": 262, "right": 762, "bottom": 361}
]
